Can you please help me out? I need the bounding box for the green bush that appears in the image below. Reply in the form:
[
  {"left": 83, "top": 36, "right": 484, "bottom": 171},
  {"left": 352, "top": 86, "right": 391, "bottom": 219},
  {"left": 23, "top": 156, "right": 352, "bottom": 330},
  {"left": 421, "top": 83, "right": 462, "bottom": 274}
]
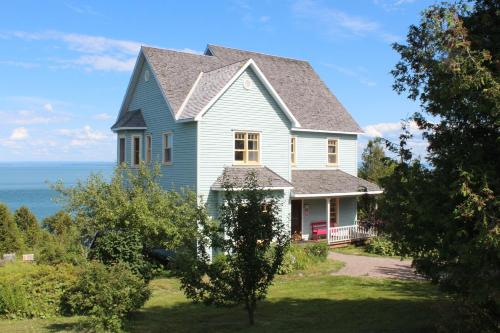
[
  {"left": 0, "top": 262, "right": 79, "bottom": 319},
  {"left": 365, "top": 236, "right": 398, "bottom": 256},
  {"left": 278, "top": 242, "right": 329, "bottom": 274},
  {"left": 62, "top": 261, "right": 151, "bottom": 332},
  {"left": 304, "top": 242, "right": 329, "bottom": 261}
]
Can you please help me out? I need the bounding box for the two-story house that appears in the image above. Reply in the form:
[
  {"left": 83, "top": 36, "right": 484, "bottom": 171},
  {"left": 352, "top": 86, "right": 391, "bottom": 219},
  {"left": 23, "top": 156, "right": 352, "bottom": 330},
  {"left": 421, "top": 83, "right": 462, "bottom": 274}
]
[{"left": 111, "top": 45, "right": 381, "bottom": 244}]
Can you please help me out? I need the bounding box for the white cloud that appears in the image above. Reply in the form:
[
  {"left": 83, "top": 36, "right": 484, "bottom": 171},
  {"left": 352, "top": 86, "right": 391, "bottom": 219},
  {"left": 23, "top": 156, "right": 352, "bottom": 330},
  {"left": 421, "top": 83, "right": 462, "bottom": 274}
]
[
  {"left": 58, "top": 125, "right": 110, "bottom": 146},
  {"left": 373, "top": 0, "right": 416, "bottom": 12},
  {"left": 292, "top": 0, "right": 401, "bottom": 42},
  {"left": 64, "top": 2, "right": 103, "bottom": 16},
  {"left": 323, "top": 63, "right": 377, "bottom": 87},
  {"left": 92, "top": 113, "right": 112, "bottom": 121},
  {"left": 0, "top": 60, "right": 39, "bottom": 69},
  {"left": 9, "top": 127, "right": 29, "bottom": 140},
  {"left": 0, "top": 109, "right": 69, "bottom": 125},
  {"left": 71, "top": 55, "right": 136, "bottom": 72},
  {"left": 43, "top": 103, "right": 53, "bottom": 112}
]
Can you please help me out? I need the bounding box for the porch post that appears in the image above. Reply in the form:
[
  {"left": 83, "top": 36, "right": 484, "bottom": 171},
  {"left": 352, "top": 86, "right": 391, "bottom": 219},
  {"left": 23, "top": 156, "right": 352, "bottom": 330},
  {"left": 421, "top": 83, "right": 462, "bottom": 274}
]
[{"left": 326, "top": 197, "right": 330, "bottom": 243}]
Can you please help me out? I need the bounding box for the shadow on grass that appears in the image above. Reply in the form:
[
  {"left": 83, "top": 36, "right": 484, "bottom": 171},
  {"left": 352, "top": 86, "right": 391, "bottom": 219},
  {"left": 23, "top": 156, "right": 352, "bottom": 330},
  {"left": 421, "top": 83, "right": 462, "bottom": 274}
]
[{"left": 124, "top": 297, "right": 446, "bottom": 333}]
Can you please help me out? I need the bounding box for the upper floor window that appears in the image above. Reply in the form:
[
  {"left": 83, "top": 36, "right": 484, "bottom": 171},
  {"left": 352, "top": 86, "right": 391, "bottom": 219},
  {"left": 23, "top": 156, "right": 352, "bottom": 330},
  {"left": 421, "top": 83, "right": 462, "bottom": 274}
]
[
  {"left": 327, "top": 139, "right": 338, "bottom": 166},
  {"left": 290, "top": 136, "right": 297, "bottom": 166},
  {"left": 146, "top": 135, "right": 152, "bottom": 163},
  {"left": 163, "top": 132, "right": 173, "bottom": 164},
  {"left": 119, "top": 136, "right": 125, "bottom": 164},
  {"left": 234, "top": 132, "right": 260, "bottom": 165},
  {"left": 132, "top": 135, "right": 141, "bottom": 167}
]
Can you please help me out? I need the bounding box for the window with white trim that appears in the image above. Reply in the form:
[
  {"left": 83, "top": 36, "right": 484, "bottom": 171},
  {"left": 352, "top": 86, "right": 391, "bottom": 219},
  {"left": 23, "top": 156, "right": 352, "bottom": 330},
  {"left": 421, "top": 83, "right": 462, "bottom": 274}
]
[
  {"left": 132, "top": 135, "right": 141, "bottom": 167},
  {"left": 234, "top": 132, "right": 260, "bottom": 164},
  {"left": 329, "top": 198, "right": 338, "bottom": 226},
  {"left": 290, "top": 136, "right": 297, "bottom": 166},
  {"left": 327, "top": 139, "right": 338, "bottom": 166},
  {"left": 146, "top": 135, "right": 152, "bottom": 163},
  {"left": 163, "top": 133, "right": 173, "bottom": 164},
  {"left": 119, "top": 136, "right": 125, "bottom": 164}
]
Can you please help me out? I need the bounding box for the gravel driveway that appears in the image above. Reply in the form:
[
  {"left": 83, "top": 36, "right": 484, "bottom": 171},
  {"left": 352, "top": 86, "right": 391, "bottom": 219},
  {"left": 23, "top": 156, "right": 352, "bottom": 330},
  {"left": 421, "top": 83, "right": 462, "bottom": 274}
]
[{"left": 329, "top": 252, "right": 421, "bottom": 280}]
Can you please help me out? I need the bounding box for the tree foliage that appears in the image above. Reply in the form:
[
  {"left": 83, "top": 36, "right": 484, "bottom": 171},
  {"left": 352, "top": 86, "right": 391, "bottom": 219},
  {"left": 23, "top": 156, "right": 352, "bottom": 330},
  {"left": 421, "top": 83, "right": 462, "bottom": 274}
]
[
  {"left": 13, "top": 206, "right": 40, "bottom": 249},
  {"left": 177, "top": 171, "right": 289, "bottom": 325},
  {"left": 53, "top": 163, "right": 201, "bottom": 279},
  {"left": 382, "top": 1, "right": 499, "bottom": 330},
  {"left": 0, "top": 204, "right": 24, "bottom": 255},
  {"left": 358, "top": 137, "right": 395, "bottom": 185}
]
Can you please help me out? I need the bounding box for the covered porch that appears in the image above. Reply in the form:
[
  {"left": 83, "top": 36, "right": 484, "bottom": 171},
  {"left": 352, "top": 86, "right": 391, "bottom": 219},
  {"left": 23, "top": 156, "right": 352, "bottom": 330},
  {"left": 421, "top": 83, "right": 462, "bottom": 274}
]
[{"left": 291, "top": 170, "right": 382, "bottom": 244}]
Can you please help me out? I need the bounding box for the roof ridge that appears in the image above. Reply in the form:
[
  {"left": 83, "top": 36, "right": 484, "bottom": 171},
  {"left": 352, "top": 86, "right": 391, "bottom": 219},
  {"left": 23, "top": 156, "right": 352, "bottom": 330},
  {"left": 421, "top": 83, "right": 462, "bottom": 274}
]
[
  {"left": 142, "top": 45, "right": 215, "bottom": 59},
  {"left": 202, "top": 58, "right": 250, "bottom": 74},
  {"left": 207, "top": 44, "right": 309, "bottom": 63}
]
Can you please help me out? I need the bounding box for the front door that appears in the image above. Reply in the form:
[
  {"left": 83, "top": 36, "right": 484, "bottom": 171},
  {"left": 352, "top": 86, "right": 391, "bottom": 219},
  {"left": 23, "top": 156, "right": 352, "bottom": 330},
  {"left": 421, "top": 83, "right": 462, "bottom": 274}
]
[{"left": 291, "top": 200, "right": 302, "bottom": 236}]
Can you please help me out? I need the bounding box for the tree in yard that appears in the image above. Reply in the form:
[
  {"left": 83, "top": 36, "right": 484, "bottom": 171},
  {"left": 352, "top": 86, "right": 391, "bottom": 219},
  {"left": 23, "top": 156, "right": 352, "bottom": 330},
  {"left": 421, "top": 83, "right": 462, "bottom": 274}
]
[
  {"left": 14, "top": 206, "right": 41, "bottom": 249},
  {"left": 176, "top": 171, "right": 289, "bottom": 325},
  {"left": 53, "top": 162, "right": 202, "bottom": 280},
  {"left": 358, "top": 137, "right": 395, "bottom": 185},
  {"left": 0, "top": 203, "right": 24, "bottom": 255},
  {"left": 381, "top": 1, "right": 499, "bottom": 330}
]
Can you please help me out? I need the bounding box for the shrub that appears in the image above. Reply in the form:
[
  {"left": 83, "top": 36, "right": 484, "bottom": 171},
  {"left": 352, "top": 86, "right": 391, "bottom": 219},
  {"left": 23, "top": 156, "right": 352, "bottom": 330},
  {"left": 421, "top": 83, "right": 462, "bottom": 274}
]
[
  {"left": 0, "top": 262, "right": 79, "bottom": 319},
  {"left": 62, "top": 261, "right": 150, "bottom": 332},
  {"left": 365, "top": 235, "right": 398, "bottom": 256},
  {"left": 278, "top": 242, "right": 329, "bottom": 274},
  {"left": 304, "top": 242, "right": 329, "bottom": 261}
]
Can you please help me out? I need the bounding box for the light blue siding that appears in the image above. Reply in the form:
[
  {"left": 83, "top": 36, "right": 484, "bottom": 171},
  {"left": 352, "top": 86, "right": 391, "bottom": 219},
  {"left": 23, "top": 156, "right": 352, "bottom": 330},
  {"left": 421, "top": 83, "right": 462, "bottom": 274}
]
[
  {"left": 121, "top": 60, "right": 197, "bottom": 191},
  {"left": 292, "top": 132, "right": 358, "bottom": 176},
  {"left": 339, "top": 197, "right": 357, "bottom": 226},
  {"left": 198, "top": 67, "right": 292, "bottom": 221}
]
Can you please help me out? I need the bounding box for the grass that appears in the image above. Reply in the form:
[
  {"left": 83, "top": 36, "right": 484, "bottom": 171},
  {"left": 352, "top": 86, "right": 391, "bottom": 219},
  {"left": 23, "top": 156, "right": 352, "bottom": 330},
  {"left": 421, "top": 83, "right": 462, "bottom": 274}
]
[
  {"left": 0, "top": 259, "right": 448, "bottom": 333},
  {"left": 331, "top": 244, "right": 403, "bottom": 258}
]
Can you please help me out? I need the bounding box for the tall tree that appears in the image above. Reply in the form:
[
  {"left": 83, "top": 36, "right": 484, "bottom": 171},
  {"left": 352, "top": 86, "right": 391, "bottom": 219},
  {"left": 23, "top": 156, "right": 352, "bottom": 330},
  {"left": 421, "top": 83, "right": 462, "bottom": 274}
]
[
  {"left": 177, "top": 171, "right": 289, "bottom": 325},
  {"left": 0, "top": 203, "right": 24, "bottom": 255},
  {"left": 14, "top": 206, "right": 40, "bottom": 249},
  {"left": 358, "top": 137, "right": 395, "bottom": 185},
  {"left": 382, "top": 1, "right": 499, "bottom": 330}
]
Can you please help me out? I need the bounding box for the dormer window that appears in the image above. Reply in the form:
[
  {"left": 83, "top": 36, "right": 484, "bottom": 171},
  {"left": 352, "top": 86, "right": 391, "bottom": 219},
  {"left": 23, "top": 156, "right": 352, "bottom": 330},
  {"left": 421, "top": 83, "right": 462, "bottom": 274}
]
[{"left": 234, "top": 132, "right": 260, "bottom": 165}]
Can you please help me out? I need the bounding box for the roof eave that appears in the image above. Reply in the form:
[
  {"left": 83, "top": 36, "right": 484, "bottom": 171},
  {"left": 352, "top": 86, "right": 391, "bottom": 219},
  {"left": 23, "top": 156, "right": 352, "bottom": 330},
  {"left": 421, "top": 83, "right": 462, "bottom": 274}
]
[{"left": 292, "top": 190, "right": 383, "bottom": 198}]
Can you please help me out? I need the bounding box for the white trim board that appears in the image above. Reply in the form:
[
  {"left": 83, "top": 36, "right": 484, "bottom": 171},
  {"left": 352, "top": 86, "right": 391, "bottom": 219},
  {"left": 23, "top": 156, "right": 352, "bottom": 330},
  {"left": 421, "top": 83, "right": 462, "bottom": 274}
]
[
  {"left": 292, "top": 191, "right": 383, "bottom": 198},
  {"left": 291, "top": 128, "right": 362, "bottom": 135}
]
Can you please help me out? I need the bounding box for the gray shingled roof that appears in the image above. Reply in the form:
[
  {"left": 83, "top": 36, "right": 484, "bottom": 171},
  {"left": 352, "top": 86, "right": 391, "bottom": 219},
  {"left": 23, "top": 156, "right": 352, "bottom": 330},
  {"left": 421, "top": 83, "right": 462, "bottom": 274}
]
[
  {"left": 292, "top": 170, "right": 381, "bottom": 195},
  {"left": 111, "top": 109, "right": 146, "bottom": 130},
  {"left": 212, "top": 166, "right": 293, "bottom": 190},
  {"left": 136, "top": 45, "right": 362, "bottom": 133},
  {"left": 206, "top": 45, "right": 362, "bottom": 132},
  {"left": 179, "top": 60, "right": 248, "bottom": 119}
]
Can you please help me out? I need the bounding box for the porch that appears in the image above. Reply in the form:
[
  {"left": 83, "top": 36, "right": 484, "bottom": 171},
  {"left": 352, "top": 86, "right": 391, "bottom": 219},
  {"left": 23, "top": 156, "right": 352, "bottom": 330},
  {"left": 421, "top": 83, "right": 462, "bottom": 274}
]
[{"left": 290, "top": 169, "right": 382, "bottom": 245}]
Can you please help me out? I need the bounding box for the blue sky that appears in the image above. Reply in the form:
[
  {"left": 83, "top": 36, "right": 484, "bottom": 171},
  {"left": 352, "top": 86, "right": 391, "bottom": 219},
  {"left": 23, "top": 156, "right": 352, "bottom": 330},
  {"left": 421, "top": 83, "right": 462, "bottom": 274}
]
[{"left": 0, "top": 0, "right": 433, "bottom": 162}]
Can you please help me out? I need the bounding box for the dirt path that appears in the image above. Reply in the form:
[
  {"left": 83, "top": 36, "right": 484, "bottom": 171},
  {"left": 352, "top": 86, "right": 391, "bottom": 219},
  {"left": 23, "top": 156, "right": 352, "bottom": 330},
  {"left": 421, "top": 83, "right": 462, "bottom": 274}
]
[{"left": 329, "top": 252, "right": 421, "bottom": 280}]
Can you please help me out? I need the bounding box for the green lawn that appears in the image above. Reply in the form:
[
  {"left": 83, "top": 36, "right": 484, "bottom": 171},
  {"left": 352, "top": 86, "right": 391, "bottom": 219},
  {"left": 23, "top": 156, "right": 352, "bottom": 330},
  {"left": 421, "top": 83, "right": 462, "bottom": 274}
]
[
  {"left": 0, "top": 260, "right": 447, "bottom": 333},
  {"left": 331, "top": 244, "right": 403, "bottom": 258}
]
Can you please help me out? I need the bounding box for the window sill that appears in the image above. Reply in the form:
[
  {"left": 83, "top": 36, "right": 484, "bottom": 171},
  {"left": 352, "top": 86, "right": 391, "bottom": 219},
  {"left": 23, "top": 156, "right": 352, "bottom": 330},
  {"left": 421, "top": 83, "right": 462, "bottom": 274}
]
[{"left": 162, "top": 162, "right": 173, "bottom": 166}]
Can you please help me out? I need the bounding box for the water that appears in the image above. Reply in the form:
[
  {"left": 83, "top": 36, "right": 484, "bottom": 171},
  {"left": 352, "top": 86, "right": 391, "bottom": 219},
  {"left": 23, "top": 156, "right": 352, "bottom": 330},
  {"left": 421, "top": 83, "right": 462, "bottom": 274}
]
[{"left": 0, "top": 162, "right": 115, "bottom": 220}]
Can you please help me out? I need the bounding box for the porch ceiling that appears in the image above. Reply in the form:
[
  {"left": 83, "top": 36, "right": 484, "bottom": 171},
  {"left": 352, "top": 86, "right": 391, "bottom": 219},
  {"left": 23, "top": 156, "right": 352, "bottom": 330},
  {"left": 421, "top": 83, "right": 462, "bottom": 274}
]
[{"left": 291, "top": 170, "right": 382, "bottom": 197}]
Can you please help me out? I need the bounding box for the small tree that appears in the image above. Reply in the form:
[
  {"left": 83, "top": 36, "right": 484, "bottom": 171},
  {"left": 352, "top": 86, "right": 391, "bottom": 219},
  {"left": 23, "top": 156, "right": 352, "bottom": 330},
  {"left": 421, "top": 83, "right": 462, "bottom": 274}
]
[
  {"left": 358, "top": 137, "right": 395, "bottom": 185},
  {"left": 14, "top": 206, "right": 41, "bottom": 249},
  {"left": 0, "top": 203, "right": 24, "bottom": 255},
  {"left": 177, "top": 171, "right": 289, "bottom": 325}
]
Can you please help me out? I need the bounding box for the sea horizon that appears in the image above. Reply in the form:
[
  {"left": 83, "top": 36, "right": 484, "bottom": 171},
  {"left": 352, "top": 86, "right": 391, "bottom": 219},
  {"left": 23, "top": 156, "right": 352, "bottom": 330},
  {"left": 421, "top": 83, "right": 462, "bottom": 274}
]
[{"left": 0, "top": 161, "right": 115, "bottom": 220}]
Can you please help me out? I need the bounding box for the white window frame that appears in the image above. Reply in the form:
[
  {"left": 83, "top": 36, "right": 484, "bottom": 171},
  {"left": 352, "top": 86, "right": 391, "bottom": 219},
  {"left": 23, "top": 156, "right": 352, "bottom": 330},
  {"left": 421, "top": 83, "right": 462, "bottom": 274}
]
[
  {"left": 145, "top": 135, "right": 152, "bottom": 164},
  {"left": 326, "top": 138, "right": 339, "bottom": 167},
  {"left": 290, "top": 136, "right": 297, "bottom": 166},
  {"left": 163, "top": 132, "right": 173, "bottom": 165},
  {"left": 118, "top": 134, "right": 126, "bottom": 165},
  {"left": 233, "top": 131, "right": 261, "bottom": 165},
  {"left": 329, "top": 197, "right": 340, "bottom": 226},
  {"left": 131, "top": 135, "right": 142, "bottom": 167}
]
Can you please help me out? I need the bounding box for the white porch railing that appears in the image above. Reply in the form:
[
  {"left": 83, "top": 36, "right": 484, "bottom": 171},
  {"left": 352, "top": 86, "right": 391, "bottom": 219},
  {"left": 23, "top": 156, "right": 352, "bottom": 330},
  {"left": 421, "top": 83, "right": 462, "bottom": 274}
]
[{"left": 329, "top": 224, "right": 377, "bottom": 244}]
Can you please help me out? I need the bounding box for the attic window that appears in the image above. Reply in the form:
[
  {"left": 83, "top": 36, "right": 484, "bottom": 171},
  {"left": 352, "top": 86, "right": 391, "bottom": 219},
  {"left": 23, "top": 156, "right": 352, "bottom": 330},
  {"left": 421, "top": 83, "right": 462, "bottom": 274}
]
[{"left": 144, "top": 70, "right": 150, "bottom": 82}]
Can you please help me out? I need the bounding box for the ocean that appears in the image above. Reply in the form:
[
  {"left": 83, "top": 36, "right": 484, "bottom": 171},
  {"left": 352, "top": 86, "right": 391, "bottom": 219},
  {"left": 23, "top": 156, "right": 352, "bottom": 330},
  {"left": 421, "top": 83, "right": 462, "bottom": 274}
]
[{"left": 0, "top": 162, "right": 115, "bottom": 220}]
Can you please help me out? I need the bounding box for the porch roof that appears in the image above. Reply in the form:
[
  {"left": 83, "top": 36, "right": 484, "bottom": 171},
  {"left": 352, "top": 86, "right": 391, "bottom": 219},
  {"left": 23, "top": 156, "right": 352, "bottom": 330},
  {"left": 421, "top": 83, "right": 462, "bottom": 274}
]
[
  {"left": 291, "top": 170, "right": 382, "bottom": 198},
  {"left": 211, "top": 166, "right": 293, "bottom": 190},
  {"left": 111, "top": 109, "right": 147, "bottom": 131}
]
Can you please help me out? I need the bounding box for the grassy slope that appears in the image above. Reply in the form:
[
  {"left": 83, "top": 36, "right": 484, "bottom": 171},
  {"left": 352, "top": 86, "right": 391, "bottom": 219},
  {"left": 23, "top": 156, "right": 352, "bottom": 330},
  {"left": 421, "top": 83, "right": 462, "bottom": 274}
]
[{"left": 0, "top": 260, "right": 446, "bottom": 333}]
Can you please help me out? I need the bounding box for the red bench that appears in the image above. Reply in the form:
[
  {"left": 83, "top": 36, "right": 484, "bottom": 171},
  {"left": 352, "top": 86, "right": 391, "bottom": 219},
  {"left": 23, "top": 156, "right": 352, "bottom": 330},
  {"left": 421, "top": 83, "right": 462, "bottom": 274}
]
[{"left": 311, "top": 221, "right": 327, "bottom": 240}]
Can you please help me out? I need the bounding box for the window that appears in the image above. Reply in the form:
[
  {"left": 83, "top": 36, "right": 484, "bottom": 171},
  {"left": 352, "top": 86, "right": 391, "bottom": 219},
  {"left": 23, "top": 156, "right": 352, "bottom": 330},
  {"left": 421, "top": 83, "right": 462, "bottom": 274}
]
[
  {"left": 327, "top": 139, "right": 338, "bottom": 166},
  {"left": 163, "top": 133, "right": 173, "bottom": 164},
  {"left": 146, "top": 135, "right": 152, "bottom": 163},
  {"left": 290, "top": 136, "right": 297, "bottom": 166},
  {"left": 329, "top": 198, "right": 338, "bottom": 226},
  {"left": 119, "top": 137, "right": 125, "bottom": 164},
  {"left": 234, "top": 132, "right": 260, "bottom": 164},
  {"left": 132, "top": 135, "right": 141, "bottom": 167}
]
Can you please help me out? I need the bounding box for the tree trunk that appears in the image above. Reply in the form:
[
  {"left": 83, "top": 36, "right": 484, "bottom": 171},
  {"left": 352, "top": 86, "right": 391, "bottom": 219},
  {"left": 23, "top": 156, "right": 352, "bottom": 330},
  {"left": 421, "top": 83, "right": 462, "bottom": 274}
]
[{"left": 247, "top": 303, "right": 255, "bottom": 325}]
